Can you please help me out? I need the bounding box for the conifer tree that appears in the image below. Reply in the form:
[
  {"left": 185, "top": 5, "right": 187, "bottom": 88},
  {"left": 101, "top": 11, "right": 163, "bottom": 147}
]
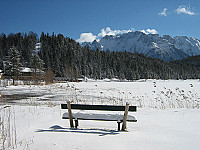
[
  {"left": 5, "top": 46, "right": 22, "bottom": 84},
  {"left": 30, "top": 54, "right": 44, "bottom": 82}
]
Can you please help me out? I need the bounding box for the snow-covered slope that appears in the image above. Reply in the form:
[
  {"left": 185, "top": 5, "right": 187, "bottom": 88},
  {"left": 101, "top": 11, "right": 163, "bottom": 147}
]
[{"left": 82, "top": 31, "right": 200, "bottom": 62}]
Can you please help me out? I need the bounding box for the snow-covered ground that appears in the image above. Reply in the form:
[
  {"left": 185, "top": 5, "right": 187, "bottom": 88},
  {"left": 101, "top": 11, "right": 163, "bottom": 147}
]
[{"left": 1, "top": 79, "right": 200, "bottom": 150}]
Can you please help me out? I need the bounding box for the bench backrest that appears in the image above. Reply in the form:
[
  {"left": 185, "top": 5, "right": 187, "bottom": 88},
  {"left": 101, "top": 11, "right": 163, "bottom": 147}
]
[{"left": 61, "top": 104, "right": 137, "bottom": 112}]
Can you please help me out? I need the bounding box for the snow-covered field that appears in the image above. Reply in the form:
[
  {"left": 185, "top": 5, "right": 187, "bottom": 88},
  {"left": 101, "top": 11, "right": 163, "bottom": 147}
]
[{"left": 1, "top": 79, "right": 200, "bottom": 150}]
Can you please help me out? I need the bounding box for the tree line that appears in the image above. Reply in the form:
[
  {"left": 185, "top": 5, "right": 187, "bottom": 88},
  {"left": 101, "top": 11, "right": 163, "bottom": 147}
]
[{"left": 1, "top": 32, "right": 200, "bottom": 81}]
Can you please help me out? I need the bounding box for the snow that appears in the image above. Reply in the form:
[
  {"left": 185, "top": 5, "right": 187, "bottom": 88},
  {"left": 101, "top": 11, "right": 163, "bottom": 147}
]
[
  {"left": 174, "top": 36, "right": 200, "bottom": 56},
  {"left": 21, "top": 67, "right": 32, "bottom": 72},
  {"left": 1, "top": 79, "right": 200, "bottom": 150},
  {"left": 83, "top": 31, "right": 200, "bottom": 61},
  {"left": 62, "top": 112, "right": 137, "bottom": 121}
]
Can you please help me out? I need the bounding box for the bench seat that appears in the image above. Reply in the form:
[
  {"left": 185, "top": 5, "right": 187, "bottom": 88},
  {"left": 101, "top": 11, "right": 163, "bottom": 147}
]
[
  {"left": 62, "top": 112, "right": 137, "bottom": 122},
  {"left": 61, "top": 102, "right": 137, "bottom": 130}
]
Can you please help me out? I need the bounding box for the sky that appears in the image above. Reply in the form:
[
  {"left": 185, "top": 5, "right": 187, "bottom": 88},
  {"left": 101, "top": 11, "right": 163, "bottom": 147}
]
[{"left": 0, "top": 0, "right": 199, "bottom": 42}]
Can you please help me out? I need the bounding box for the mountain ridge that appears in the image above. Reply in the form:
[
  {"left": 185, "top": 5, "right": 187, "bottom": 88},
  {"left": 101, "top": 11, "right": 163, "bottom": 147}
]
[{"left": 81, "top": 31, "right": 200, "bottom": 62}]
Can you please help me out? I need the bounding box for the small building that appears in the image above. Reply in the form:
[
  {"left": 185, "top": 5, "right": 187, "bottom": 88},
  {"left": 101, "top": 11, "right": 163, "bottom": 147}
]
[
  {"left": 19, "top": 67, "right": 33, "bottom": 80},
  {"left": 70, "top": 76, "right": 85, "bottom": 82},
  {"left": 19, "top": 67, "right": 44, "bottom": 81},
  {"left": 1, "top": 67, "right": 44, "bottom": 81}
]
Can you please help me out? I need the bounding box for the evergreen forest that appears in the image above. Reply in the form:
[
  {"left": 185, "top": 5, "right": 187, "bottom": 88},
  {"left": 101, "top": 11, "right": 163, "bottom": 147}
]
[{"left": 1, "top": 32, "right": 200, "bottom": 81}]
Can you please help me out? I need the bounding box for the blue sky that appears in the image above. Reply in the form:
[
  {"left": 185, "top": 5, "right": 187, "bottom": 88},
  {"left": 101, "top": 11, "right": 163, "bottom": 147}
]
[{"left": 0, "top": 0, "right": 199, "bottom": 42}]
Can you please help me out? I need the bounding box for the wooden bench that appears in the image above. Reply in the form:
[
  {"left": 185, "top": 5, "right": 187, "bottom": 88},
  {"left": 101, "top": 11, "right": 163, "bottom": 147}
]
[{"left": 61, "top": 101, "right": 137, "bottom": 131}]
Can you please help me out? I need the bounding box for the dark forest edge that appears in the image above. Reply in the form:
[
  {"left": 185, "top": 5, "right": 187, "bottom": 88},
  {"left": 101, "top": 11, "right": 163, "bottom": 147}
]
[{"left": 1, "top": 32, "right": 200, "bottom": 81}]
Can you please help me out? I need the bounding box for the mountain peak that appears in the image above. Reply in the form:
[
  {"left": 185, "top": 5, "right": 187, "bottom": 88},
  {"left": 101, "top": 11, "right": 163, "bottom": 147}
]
[{"left": 81, "top": 31, "right": 200, "bottom": 62}]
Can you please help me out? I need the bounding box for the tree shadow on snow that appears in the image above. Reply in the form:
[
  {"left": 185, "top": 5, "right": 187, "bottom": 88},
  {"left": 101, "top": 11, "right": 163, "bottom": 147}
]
[{"left": 35, "top": 125, "right": 121, "bottom": 136}]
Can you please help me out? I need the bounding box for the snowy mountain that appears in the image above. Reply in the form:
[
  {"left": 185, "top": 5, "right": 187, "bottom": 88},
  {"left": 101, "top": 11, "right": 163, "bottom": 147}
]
[{"left": 82, "top": 31, "right": 200, "bottom": 62}]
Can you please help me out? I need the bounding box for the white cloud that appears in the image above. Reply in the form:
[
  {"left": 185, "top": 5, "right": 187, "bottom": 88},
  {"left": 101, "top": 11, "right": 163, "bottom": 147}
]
[
  {"left": 141, "top": 29, "right": 158, "bottom": 34},
  {"left": 140, "top": 30, "right": 146, "bottom": 34},
  {"left": 146, "top": 29, "right": 158, "bottom": 34},
  {"left": 76, "top": 27, "right": 135, "bottom": 43},
  {"left": 76, "top": 33, "right": 96, "bottom": 43},
  {"left": 159, "top": 8, "right": 168, "bottom": 16},
  {"left": 97, "top": 27, "right": 134, "bottom": 38},
  {"left": 76, "top": 27, "right": 158, "bottom": 43},
  {"left": 176, "top": 6, "right": 196, "bottom": 15}
]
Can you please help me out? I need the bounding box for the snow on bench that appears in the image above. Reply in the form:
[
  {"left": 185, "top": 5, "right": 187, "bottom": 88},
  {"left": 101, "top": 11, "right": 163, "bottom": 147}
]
[
  {"left": 62, "top": 112, "right": 137, "bottom": 122},
  {"left": 61, "top": 101, "right": 137, "bottom": 131}
]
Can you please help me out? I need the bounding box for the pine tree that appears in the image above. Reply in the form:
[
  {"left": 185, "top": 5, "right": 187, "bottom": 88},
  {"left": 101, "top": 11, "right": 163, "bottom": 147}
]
[
  {"left": 5, "top": 46, "right": 22, "bottom": 84},
  {"left": 30, "top": 54, "right": 44, "bottom": 82}
]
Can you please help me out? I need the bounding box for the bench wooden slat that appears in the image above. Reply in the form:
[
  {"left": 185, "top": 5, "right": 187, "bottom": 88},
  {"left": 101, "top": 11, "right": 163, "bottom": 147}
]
[
  {"left": 61, "top": 104, "right": 137, "bottom": 112},
  {"left": 62, "top": 112, "right": 137, "bottom": 122}
]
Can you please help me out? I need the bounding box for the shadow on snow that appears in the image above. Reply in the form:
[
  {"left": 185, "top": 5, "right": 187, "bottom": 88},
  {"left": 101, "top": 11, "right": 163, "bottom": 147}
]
[{"left": 35, "top": 125, "right": 123, "bottom": 136}]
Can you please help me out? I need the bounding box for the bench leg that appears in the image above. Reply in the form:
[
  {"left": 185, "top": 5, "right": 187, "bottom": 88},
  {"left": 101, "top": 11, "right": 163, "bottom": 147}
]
[
  {"left": 67, "top": 101, "right": 74, "bottom": 128},
  {"left": 117, "top": 120, "right": 121, "bottom": 131},
  {"left": 122, "top": 103, "right": 129, "bottom": 131},
  {"left": 75, "top": 118, "right": 78, "bottom": 129}
]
